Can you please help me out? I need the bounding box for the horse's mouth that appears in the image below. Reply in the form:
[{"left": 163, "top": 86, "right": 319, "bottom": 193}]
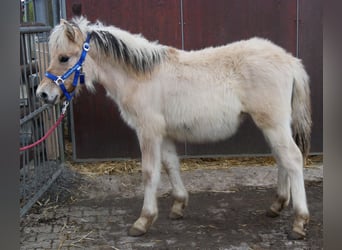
[{"left": 51, "top": 95, "right": 60, "bottom": 105}]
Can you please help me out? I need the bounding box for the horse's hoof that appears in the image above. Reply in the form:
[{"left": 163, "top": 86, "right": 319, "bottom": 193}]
[
  {"left": 128, "top": 226, "right": 146, "bottom": 237},
  {"left": 288, "top": 230, "right": 305, "bottom": 240},
  {"left": 169, "top": 199, "right": 186, "bottom": 220},
  {"left": 169, "top": 210, "right": 184, "bottom": 220},
  {"left": 265, "top": 208, "right": 280, "bottom": 218}
]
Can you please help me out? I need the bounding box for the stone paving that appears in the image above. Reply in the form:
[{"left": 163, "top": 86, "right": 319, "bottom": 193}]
[{"left": 20, "top": 164, "right": 323, "bottom": 249}]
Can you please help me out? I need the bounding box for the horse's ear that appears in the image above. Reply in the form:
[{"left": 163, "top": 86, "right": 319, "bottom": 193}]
[
  {"left": 60, "top": 19, "right": 67, "bottom": 25},
  {"left": 60, "top": 19, "right": 75, "bottom": 42}
]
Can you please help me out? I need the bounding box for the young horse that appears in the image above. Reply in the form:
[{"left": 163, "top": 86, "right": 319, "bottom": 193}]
[{"left": 37, "top": 17, "right": 312, "bottom": 239}]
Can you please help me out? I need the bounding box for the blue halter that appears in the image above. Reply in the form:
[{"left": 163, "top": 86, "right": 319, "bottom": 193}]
[{"left": 45, "top": 33, "right": 91, "bottom": 101}]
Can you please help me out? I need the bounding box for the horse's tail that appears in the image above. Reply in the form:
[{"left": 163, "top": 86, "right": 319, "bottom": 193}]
[{"left": 291, "top": 59, "right": 312, "bottom": 160}]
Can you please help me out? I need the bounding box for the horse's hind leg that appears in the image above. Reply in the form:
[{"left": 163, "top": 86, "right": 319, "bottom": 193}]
[
  {"left": 261, "top": 124, "right": 309, "bottom": 239},
  {"left": 161, "top": 139, "right": 189, "bottom": 219},
  {"left": 266, "top": 166, "right": 290, "bottom": 217}
]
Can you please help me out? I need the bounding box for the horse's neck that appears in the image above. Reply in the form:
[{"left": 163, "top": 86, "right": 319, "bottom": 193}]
[
  {"left": 84, "top": 51, "right": 136, "bottom": 107},
  {"left": 84, "top": 26, "right": 172, "bottom": 105}
]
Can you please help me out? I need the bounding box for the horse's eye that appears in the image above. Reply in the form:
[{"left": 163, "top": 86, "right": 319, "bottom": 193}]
[{"left": 59, "top": 56, "right": 69, "bottom": 63}]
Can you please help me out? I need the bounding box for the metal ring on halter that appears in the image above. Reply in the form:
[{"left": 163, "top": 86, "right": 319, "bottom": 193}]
[
  {"left": 83, "top": 42, "right": 90, "bottom": 51},
  {"left": 54, "top": 76, "right": 65, "bottom": 86}
]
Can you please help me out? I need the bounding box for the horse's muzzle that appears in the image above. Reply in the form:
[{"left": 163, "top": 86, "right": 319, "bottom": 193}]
[
  {"left": 37, "top": 91, "right": 58, "bottom": 105},
  {"left": 36, "top": 82, "right": 61, "bottom": 105}
]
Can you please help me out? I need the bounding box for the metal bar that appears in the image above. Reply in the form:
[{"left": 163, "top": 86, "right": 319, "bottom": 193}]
[
  {"left": 32, "top": 116, "right": 40, "bottom": 194},
  {"left": 21, "top": 149, "right": 28, "bottom": 204},
  {"left": 296, "top": 0, "right": 300, "bottom": 57},
  {"left": 56, "top": 103, "right": 65, "bottom": 162},
  {"left": 34, "top": 0, "right": 49, "bottom": 25},
  {"left": 70, "top": 101, "right": 77, "bottom": 161},
  {"left": 20, "top": 26, "right": 51, "bottom": 34},
  {"left": 180, "top": 0, "right": 185, "bottom": 50},
  {"left": 37, "top": 111, "right": 45, "bottom": 183},
  {"left": 20, "top": 104, "right": 50, "bottom": 125},
  {"left": 59, "top": 0, "right": 67, "bottom": 19},
  {"left": 44, "top": 31, "right": 49, "bottom": 67},
  {"left": 180, "top": 0, "right": 187, "bottom": 156},
  {"left": 25, "top": 34, "right": 33, "bottom": 113},
  {"left": 27, "top": 34, "right": 37, "bottom": 111},
  {"left": 51, "top": 0, "right": 59, "bottom": 26},
  {"left": 20, "top": 33, "right": 30, "bottom": 115}
]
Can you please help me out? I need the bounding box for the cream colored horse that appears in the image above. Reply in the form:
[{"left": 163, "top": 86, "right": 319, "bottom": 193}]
[{"left": 37, "top": 17, "right": 312, "bottom": 239}]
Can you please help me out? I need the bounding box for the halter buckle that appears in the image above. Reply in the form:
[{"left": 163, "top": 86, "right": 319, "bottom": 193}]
[{"left": 54, "top": 76, "right": 65, "bottom": 86}]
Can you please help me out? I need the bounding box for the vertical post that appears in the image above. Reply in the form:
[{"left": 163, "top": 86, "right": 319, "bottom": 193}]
[
  {"left": 180, "top": 0, "right": 188, "bottom": 156},
  {"left": 180, "top": 0, "right": 185, "bottom": 50},
  {"left": 34, "top": 0, "right": 48, "bottom": 25},
  {"left": 296, "top": 0, "right": 300, "bottom": 57},
  {"left": 59, "top": 0, "right": 66, "bottom": 19},
  {"left": 70, "top": 101, "right": 77, "bottom": 161},
  {"left": 51, "top": 0, "right": 59, "bottom": 26},
  {"left": 20, "top": 0, "right": 25, "bottom": 22}
]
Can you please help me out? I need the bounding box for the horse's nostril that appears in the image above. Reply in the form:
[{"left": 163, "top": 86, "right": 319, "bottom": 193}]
[{"left": 40, "top": 92, "right": 48, "bottom": 100}]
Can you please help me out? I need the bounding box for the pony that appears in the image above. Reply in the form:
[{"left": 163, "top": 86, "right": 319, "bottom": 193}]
[{"left": 36, "top": 17, "right": 312, "bottom": 239}]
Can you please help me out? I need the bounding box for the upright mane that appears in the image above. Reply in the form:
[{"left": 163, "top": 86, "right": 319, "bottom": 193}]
[{"left": 73, "top": 17, "right": 168, "bottom": 76}]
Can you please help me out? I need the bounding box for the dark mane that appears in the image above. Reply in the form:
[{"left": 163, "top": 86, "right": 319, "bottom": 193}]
[{"left": 90, "top": 30, "right": 167, "bottom": 75}]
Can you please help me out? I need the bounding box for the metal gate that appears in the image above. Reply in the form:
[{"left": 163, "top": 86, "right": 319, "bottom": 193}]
[{"left": 20, "top": 26, "right": 64, "bottom": 217}]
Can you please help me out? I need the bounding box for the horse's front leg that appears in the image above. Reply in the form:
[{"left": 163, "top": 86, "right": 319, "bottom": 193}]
[{"left": 129, "top": 136, "right": 162, "bottom": 236}]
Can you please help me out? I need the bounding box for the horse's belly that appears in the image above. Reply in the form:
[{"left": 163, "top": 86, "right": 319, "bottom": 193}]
[
  {"left": 161, "top": 77, "right": 244, "bottom": 142},
  {"left": 164, "top": 98, "right": 242, "bottom": 143},
  {"left": 167, "top": 119, "right": 240, "bottom": 143}
]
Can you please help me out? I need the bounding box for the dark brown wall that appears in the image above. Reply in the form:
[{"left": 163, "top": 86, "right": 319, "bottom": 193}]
[
  {"left": 182, "top": 0, "right": 297, "bottom": 51},
  {"left": 66, "top": 0, "right": 322, "bottom": 160},
  {"left": 298, "top": 0, "right": 323, "bottom": 154},
  {"left": 67, "top": 0, "right": 182, "bottom": 47}
]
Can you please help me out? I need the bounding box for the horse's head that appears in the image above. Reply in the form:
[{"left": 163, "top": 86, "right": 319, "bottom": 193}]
[{"left": 36, "top": 19, "right": 88, "bottom": 104}]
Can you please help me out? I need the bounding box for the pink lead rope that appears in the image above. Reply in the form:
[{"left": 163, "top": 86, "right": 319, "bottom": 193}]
[{"left": 20, "top": 101, "right": 69, "bottom": 152}]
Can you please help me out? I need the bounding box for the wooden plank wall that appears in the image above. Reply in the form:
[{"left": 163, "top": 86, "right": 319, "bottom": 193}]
[{"left": 66, "top": 0, "right": 322, "bottom": 160}]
